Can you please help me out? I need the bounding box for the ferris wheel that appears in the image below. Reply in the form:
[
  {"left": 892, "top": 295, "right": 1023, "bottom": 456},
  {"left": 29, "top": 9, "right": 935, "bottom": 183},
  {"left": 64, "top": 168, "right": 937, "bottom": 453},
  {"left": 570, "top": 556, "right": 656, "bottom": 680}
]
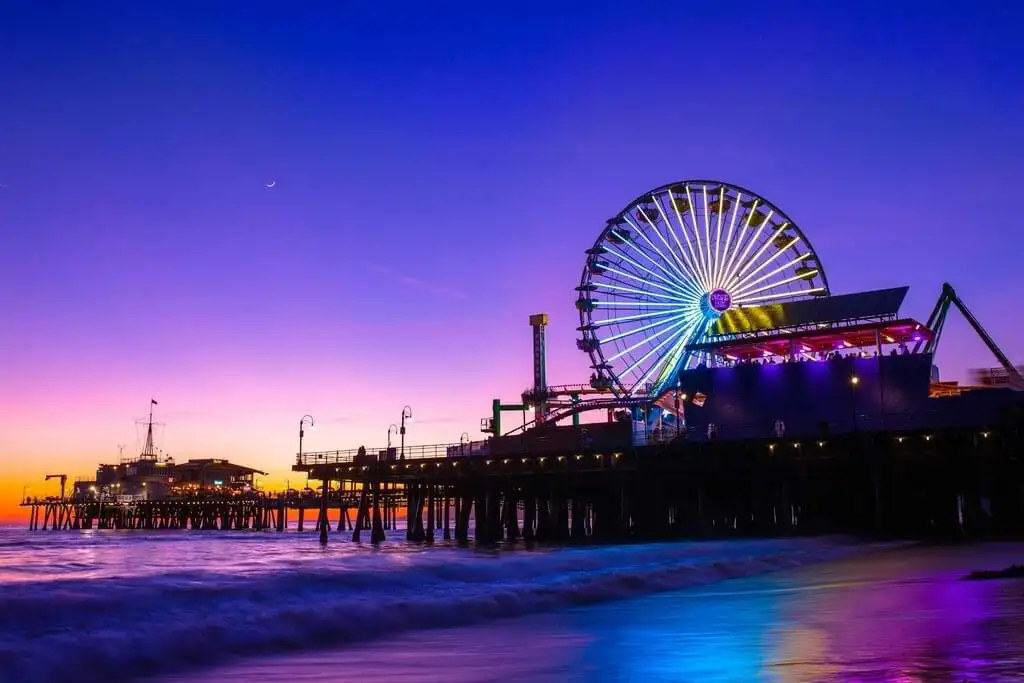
[{"left": 576, "top": 180, "right": 830, "bottom": 399}]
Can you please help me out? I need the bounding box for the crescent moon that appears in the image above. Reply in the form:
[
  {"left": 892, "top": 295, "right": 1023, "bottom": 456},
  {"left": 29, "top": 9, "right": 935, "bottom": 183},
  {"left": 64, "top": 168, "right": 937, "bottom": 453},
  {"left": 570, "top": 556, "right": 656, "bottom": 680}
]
[{"left": 265, "top": 181, "right": 276, "bottom": 188}]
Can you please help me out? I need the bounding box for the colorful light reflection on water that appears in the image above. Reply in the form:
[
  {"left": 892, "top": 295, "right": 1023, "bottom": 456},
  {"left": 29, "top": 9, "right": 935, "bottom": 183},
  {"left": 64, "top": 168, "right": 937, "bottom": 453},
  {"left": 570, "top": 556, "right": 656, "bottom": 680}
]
[{"left": 168, "top": 544, "right": 1024, "bottom": 683}]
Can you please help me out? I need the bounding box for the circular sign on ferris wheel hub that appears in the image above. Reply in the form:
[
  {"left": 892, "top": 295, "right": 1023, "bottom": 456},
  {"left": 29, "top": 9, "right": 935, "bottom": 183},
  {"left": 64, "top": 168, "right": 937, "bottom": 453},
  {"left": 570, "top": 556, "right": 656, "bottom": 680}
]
[{"left": 708, "top": 289, "right": 732, "bottom": 312}]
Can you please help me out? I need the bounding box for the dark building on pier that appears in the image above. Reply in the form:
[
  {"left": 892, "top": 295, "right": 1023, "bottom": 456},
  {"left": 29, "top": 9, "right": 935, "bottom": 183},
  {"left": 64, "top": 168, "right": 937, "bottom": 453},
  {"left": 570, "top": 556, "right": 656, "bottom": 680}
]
[
  {"left": 168, "top": 458, "right": 266, "bottom": 492},
  {"left": 671, "top": 286, "right": 1023, "bottom": 441},
  {"left": 74, "top": 457, "right": 267, "bottom": 501}
]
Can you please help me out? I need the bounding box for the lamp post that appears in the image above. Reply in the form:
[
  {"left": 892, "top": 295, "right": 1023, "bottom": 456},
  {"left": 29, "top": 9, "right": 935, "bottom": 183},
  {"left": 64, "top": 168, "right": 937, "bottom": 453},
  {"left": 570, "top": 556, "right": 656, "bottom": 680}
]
[
  {"left": 400, "top": 405, "right": 412, "bottom": 460},
  {"left": 850, "top": 376, "right": 860, "bottom": 432},
  {"left": 460, "top": 432, "right": 470, "bottom": 457},
  {"left": 295, "top": 414, "right": 323, "bottom": 545},
  {"left": 298, "top": 415, "right": 315, "bottom": 464},
  {"left": 388, "top": 423, "right": 399, "bottom": 460}
]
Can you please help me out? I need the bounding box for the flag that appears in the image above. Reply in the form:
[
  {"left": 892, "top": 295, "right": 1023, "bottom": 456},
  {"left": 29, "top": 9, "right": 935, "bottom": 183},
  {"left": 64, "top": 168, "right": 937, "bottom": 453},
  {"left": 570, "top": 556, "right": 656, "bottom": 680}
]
[{"left": 151, "top": 399, "right": 158, "bottom": 405}]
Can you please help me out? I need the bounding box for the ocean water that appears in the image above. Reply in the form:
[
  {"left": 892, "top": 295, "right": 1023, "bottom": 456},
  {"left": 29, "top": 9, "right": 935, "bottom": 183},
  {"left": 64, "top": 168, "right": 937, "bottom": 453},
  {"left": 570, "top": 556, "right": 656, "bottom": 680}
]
[
  {"left": 169, "top": 543, "right": 1024, "bottom": 683},
  {"left": 0, "top": 529, "right": 1020, "bottom": 683}
]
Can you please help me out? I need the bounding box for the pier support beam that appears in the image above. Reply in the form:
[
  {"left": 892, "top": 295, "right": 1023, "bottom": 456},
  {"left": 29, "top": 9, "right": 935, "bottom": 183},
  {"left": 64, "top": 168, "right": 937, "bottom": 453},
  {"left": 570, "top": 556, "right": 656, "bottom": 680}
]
[
  {"left": 522, "top": 493, "right": 536, "bottom": 541},
  {"left": 503, "top": 490, "right": 519, "bottom": 542},
  {"left": 318, "top": 477, "right": 330, "bottom": 546},
  {"left": 443, "top": 491, "right": 452, "bottom": 540},
  {"left": 426, "top": 484, "right": 436, "bottom": 543},
  {"left": 352, "top": 485, "right": 370, "bottom": 542},
  {"left": 371, "top": 479, "right": 386, "bottom": 544}
]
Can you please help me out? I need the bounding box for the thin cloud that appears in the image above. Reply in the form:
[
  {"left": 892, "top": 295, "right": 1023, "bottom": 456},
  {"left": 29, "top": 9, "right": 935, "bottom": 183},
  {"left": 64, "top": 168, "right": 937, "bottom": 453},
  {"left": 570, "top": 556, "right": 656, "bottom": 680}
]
[{"left": 368, "top": 263, "right": 468, "bottom": 301}]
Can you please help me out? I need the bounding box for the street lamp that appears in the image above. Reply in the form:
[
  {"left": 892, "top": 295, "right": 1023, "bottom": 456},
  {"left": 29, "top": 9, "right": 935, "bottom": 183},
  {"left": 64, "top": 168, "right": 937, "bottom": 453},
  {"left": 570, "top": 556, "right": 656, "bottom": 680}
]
[
  {"left": 298, "top": 415, "right": 315, "bottom": 464},
  {"left": 388, "top": 423, "right": 399, "bottom": 460},
  {"left": 400, "top": 405, "right": 412, "bottom": 460},
  {"left": 850, "top": 376, "right": 859, "bottom": 432},
  {"left": 460, "top": 431, "right": 470, "bottom": 457}
]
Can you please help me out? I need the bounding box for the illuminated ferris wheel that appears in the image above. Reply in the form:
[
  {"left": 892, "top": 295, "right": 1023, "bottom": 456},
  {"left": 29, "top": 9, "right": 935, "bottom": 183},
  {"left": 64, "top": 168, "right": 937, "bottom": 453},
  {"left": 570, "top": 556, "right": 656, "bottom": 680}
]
[{"left": 576, "top": 180, "right": 830, "bottom": 399}]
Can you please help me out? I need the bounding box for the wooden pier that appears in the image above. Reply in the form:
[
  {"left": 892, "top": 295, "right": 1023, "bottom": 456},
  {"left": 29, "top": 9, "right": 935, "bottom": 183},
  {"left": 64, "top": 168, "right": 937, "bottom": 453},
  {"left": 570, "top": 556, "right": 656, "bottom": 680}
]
[
  {"left": 294, "top": 419, "right": 1024, "bottom": 545},
  {"left": 20, "top": 490, "right": 408, "bottom": 533},
  {"left": 22, "top": 418, "right": 1024, "bottom": 544}
]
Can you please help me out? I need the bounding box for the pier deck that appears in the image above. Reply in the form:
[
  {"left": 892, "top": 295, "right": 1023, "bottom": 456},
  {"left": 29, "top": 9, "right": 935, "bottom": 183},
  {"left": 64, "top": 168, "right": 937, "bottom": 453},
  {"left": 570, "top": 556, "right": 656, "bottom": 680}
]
[
  {"left": 294, "top": 420, "right": 1024, "bottom": 545},
  {"left": 23, "top": 421, "right": 1023, "bottom": 544},
  {"left": 20, "top": 491, "right": 406, "bottom": 533}
]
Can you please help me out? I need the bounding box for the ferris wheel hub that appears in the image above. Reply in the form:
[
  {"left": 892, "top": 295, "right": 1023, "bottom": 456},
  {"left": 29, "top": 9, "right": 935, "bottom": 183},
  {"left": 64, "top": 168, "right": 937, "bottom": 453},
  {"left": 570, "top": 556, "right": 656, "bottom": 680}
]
[{"left": 701, "top": 289, "right": 732, "bottom": 319}]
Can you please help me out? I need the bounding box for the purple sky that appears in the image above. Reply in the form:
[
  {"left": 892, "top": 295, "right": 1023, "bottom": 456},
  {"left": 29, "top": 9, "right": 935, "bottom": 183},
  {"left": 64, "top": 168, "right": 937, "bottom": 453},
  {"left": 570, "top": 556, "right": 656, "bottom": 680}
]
[{"left": 1, "top": 1, "right": 1022, "bottom": 495}]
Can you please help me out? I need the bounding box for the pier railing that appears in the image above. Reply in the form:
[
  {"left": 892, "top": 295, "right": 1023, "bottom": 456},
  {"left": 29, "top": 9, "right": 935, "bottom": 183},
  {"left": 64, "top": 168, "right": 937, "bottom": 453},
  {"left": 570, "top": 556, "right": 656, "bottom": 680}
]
[
  {"left": 297, "top": 442, "right": 478, "bottom": 466},
  {"left": 295, "top": 408, "right": 981, "bottom": 467}
]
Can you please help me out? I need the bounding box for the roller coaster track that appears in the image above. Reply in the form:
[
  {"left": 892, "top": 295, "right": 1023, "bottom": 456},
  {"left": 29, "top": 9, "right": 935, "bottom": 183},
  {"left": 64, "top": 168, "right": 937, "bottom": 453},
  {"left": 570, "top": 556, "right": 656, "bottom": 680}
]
[
  {"left": 501, "top": 395, "right": 652, "bottom": 437},
  {"left": 915, "top": 283, "right": 1024, "bottom": 391}
]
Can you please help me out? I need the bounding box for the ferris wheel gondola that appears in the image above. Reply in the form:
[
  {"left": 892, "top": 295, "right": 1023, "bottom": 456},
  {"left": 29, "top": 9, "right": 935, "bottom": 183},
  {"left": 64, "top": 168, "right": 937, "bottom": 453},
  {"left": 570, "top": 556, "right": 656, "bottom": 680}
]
[{"left": 576, "top": 180, "right": 830, "bottom": 400}]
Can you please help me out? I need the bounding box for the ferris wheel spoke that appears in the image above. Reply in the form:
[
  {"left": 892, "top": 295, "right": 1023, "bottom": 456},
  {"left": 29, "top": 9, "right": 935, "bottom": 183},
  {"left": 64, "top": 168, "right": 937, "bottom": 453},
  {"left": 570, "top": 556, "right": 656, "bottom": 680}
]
[
  {"left": 617, "top": 217, "right": 694, "bottom": 290},
  {"left": 594, "top": 281, "right": 691, "bottom": 304},
  {"left": 732, "top": 267, "right": 820, "bottom": 301},
  {"left": 618, "top": 316, "right": 700, "bottom": 391},
  {"left": 612, "top": 313, "right": 703, "bottom": 374},
  {"left": 634, "top": 205, "right": 702, "bottom": 290},
  {"left": 731, "top": 219, "right": 789, "bottom": 285},
  {"left": 647, "top": 197, "right": 707, "bottom": 293},
  {"left": 650, "top": 321, "right": 708, "bottom": 391},
  {"left": 628, "top": 317, "right": 707, "bottom": 394},
  {"left": 607, "top": 235, "right": 691, "bottom": 297},
  {"left": 731, "top": 236, "right": 805, "bottom": 292},
  {"left": 600, "top": 263, "right": 698, "bottom": 301},
  {"left": 713, "top": 191, "right": 744, "bottom": 290},
  {"left": 683, "top": 186, "right": 713, "bottom": 288},
  {"left": 700, "top": 186, "right": 715, "bottom": 289},
  {"left": 731, "top": 252, "right": 812, "bottom": 297},
  {"left": 656, "top": 194, "right": 709, "bottom": 292},
  {"left": 604, "top": 309, "right": 700, "bottom": 361},
  {"left": 592, "top": 300, "right": 682, "bottom": 309},
  {"left": 711, "top": 186, "right": 726, "bottom": 289},
  {"left": 622, "top": 214, "right": 696, "bottom": 291},
  {"left": 718, "top": 198, "right": 759, "bottom": 288},
  {"left": 593, "top": 307, "right": 696, "bottom": 329},
  {"left": 603, "top": 242, "right": 702, "bottom": 299},
  {"left": 723, "top": 209, "right": 776, "bottom": 287},
  {"left": 734, "top": 287, "right": 827, "bottom": 305},
  {"left": 597, "top": 292, "right": 687, "bottom": 311},
  {"left": 733, "top": 270, "right": 824, "bottom": 302},
  {"left": 730, "top": 232, "right": 800, "bottom": 290}
]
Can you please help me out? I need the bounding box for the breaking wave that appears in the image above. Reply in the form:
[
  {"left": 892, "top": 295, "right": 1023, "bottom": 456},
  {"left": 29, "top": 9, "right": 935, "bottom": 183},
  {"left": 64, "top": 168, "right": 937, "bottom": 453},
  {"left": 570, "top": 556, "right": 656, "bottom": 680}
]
[{"left": 0, "top": 534, "right": 895, "bottom": 682}]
